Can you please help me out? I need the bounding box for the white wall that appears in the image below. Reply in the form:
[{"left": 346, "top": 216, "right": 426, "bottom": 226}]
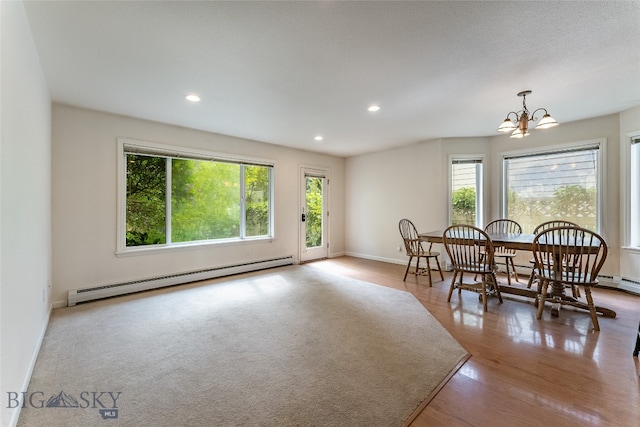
[
  {"left": 0, "top": 2, "right": 53, "bottom": 426},
  {"left": 345, "top": 136, "right": 493, "bottom": 265},
  {"left": 51, "top": 104, "right": 345, "bottom": 307},
  {"left": 345, "top": 140, "right": 446, "bottom": 263}
]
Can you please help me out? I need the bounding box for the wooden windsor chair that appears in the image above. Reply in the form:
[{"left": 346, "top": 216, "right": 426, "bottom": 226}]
[
  {"left": 442, "top": 224, "right": 503, "bottom": 312},
  {"left": 527, "top": 220, "right": 580, "bottom": 297},
  {"left": 398, "top": 218, "right": 444, "bottom": 286},
  {"left": 483, "top": 219, "right": 522, "bottom": 286},
  {"left": 532, "top": 226, "right": 607, "bottom": 331}
]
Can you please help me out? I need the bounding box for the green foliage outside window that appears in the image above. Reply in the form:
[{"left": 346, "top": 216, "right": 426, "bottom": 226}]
[
  {"left": 245, "top": 166, "right": 270, "bottom": 237},
  {"left": 126, "top": 155, "right": 166, "bottom": 246},
  {"left": 508, "top": 185, "right": 597, "bottom": 233},
  {"left": 171, "top": 160, "right": 240, "bottom": 242},
  {"left": 125, "top": 153, "right": 271, "bottom": 247},
  {"left": 305, "top": 177, "right": 323, "bottom": 248},
  {"left": 451, "top": 187, "right": 476, "bottom": 225}
]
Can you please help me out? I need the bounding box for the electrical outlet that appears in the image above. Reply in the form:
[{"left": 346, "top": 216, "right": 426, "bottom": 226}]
[{"left": 397, "top": 245, "right": 403, "bottom": 252}]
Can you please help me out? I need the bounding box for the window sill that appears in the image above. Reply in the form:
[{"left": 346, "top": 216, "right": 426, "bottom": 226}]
[
  {"left": 115, "top": 236, "right": 274, "bottom": 257},
  {"left": 621, "top": 246, "right": 640, "bottom": 254}
]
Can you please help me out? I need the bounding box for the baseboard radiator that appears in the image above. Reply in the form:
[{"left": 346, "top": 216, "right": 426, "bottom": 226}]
[{"left": 67, "top": 256, "right": 295, "bottom": 306}]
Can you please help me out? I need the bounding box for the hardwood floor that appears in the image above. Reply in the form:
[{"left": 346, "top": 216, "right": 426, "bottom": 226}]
[{"left": 305, "top": 256, "right": 640, "bottom": 427}]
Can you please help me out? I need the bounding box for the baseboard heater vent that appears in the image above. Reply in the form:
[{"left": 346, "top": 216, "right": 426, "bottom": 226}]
[{"left": 68, "top": 256, "right": 295, "bottom": 306}]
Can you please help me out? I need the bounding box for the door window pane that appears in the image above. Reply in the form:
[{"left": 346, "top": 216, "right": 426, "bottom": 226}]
[{"left": 305, "top": 176, "right": 323, "bottom": 248}]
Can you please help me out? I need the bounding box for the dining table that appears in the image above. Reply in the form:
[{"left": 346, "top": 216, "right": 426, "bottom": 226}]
[{"left": 419, "top": 229, "right": 617, "bottom": 318}]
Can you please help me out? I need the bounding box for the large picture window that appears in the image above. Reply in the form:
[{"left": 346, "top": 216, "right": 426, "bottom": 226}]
[
  {"left": 502, "top": 141, "right": 603, "bottom": 234},
  {"left": 120, "top": 140, "right": 273, "bottom": 251}
]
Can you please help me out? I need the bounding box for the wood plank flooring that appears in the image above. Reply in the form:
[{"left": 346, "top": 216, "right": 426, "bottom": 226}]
[{"left": 305, "top": 256, "right": 640, "bottom": 427}]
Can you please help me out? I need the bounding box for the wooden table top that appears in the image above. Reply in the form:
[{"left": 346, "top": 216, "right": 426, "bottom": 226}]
[{"left": 419, "top": 229, "right": 536, "bottom": 251}]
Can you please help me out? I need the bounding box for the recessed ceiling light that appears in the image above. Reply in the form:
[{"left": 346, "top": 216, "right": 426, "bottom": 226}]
[
  {"left": 368, "top": 105, "right": 380, "bottom": 112},
  {"left": 185, "top": 94, "right": 200, "bottom": 102},
  {"left": 314, "top": 135, "right": 324, "bottom": 141}
]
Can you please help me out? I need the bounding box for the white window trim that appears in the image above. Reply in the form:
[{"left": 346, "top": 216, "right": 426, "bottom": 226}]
[
  {"left": 622, "top": 130, "right": 640, "bottom": 249},
  {"left": 499, "top": 138, "right": 607, "bottom": 235},
  {"left": 448, "top": 154, "right": 485, "bottom": 228},
  {"left": 115, "top": 138, "right": 276, "bottom": 256}
]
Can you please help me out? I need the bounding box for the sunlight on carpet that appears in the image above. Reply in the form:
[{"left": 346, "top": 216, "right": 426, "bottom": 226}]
[{"left": 18, "top": 265, "right": 468, "bottom": 427}]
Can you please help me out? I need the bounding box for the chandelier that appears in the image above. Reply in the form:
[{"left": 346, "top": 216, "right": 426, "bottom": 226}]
[{"left": 497, "top": 90, "right": 559, "bottom": 139}]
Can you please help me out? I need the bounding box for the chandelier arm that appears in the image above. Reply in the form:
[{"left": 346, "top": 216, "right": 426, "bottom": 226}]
[
  {"left": 504, "top": 111, "right": 520, "bottom": 121},
  {"left": 530, "top": 107, "right": 549, "bottom": 121}
]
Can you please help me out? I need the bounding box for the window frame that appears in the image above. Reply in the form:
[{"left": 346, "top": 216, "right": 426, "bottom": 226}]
[
  {"left": 116, "top": 138, "right": 275, "bottom": 256},
  {"left": 499, "top": 138, "right": 606, "bottom": 235},
  {"left": 622, "top": 131, "right": 640, "bottom": 250},
  {"left": 448, "top": 155, "right": 484, "bottom": 228}
]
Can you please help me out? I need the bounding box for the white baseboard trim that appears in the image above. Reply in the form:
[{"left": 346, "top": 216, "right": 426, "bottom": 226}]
[
  {"left": 52, "top": 300, "right": 66, "bottom": 309},
  {"left": 8, "top": 305, "right": 52, "bottom": 427},
  {"left": 344, "top": 251, "right": 406, "bottom": 265},
  {"left": 595, "top": 276, "right": 640, "bottom": 296}
]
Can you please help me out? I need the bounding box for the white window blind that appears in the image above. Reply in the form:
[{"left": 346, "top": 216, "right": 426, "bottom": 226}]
[{"left": 503, "top": 143, "right": 601, "bottom": 233}]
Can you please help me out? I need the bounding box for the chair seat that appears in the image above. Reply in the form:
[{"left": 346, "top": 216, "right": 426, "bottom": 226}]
[
  {"left": 539, "top": 271, "right": 598, "bottom": 286},
  {"left": 417, "top": 250, "right": 440, "bottom": 257},
  {"left": 494, "top": 250, "right": 516, "bottom": 258},
  {"left": 456, "top": 262, "right": 495, "bottom": 275},
  {"left": 479, "top": 246, "right": 518, "bottom": 285}
]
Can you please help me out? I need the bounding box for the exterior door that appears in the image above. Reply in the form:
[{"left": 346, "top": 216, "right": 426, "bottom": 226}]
[{"left": 300, "top": 168, "right": 328, "bottom": 262}]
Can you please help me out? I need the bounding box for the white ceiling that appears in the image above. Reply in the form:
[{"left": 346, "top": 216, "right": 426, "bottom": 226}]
[{"left": 23, "top": 1, "right": 640, "bottom": 157}]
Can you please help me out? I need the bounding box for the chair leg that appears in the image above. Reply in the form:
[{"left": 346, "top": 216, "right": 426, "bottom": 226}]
[
  {"left": 510, "top": 258, "right": 519, "bottom": 282},
  {"left": 424, "top": 257, "right": 433, "bottom": 287},
  {"left": 434, "top": 257, "right": 444, "bottom": 281},
  {"left": 447, "top": 271, "right": 458, "bottom": 302},
  {"left": 526, "top": 268, "right": 536, "bottom": 289},
  {"left": 634, "top": 321, "right": 640, "bottom": 357},
  {"left": 571, "top": 285, "right": 581, "bottom": 298},
  {"left": 481, "top": 276, "right": 488, "bottom": 312},
  {"left": 503, "top": 257, "right": 512, "bottom": 286},
  {"left": 537, "top": 280, "right": 548, "bottom": 319},
  {"left": 571, "top": 285, "right": 580, "bottom": 298},
  {"left": 490, "top": 272, "right": 503, "bottom": 303},
  {"left": 583, "top": 285, "right": 600, "bottom": 331},
  {"left": 403, "top": 256, "right": 413, "bottom": 281}
]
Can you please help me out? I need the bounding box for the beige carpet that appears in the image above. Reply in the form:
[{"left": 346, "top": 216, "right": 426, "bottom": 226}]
[{"left": 17, "top": 265, "right": 468, "bottom": 426}]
